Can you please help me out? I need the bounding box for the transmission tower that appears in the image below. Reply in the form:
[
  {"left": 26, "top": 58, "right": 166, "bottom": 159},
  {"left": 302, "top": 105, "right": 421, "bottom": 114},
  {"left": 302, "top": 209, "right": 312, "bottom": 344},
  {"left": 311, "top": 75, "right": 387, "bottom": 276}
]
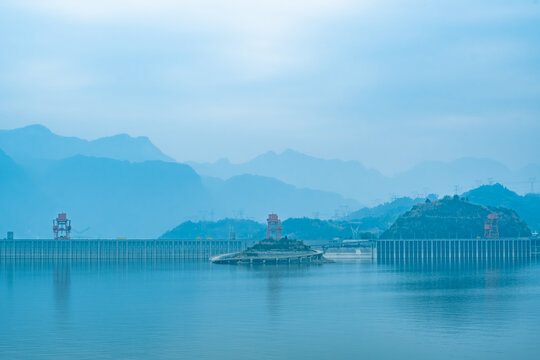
[
  {"left": 53, "top": 213, "right": 71, "bottom": 240},
  {"left": 266, "top": 213, "right": 283, "bottom": 240},
  {"left": 350, "top": 225, "right": 361, "bottom": 240},
  {"left": 484, "top": 213, "right": 499, "bottom": 239}
]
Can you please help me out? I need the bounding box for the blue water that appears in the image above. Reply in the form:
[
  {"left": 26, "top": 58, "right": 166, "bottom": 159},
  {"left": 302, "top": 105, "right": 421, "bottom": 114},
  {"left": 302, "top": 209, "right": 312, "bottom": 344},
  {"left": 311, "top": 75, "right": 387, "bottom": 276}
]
[{"left": 1, "top": 259, "right": 540, "bottom": 359}]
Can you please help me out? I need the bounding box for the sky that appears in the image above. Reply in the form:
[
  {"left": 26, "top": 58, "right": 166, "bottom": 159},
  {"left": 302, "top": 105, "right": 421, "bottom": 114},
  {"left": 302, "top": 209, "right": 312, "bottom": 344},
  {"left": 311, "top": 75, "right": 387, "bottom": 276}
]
[{"left": 0, "top": 0, "right": 539, "bottom": 175}]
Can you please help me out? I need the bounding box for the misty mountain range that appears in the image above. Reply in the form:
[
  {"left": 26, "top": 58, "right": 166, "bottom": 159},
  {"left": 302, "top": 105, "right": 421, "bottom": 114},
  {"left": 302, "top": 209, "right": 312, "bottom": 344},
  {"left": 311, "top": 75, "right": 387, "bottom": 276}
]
[
  {"left": 1, "top": 124, "right": 539, "bottom": 238},
  {"left": 0, "top": 124, "right": 174, "bottom": 163},
  {"left": 0, "top": 125, "right": 354, "bottom": 238},
  {"left": 189, "top": 151, "right": 540, "bottom": 205},
  {"left": 160, "top": 185, "right": 540, "bottom": 240}
]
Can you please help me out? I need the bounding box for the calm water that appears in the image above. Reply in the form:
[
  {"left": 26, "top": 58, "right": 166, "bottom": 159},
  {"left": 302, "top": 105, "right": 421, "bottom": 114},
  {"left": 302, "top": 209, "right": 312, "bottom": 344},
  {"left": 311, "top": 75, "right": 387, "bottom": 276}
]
[{"left": 1, "top": 259, "right": 540, "bottom": 359}]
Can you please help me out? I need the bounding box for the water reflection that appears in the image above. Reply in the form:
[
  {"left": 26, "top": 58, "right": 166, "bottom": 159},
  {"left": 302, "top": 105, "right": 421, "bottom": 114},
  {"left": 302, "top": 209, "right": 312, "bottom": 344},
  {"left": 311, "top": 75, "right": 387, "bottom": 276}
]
[
  {"left": 242, "top": 263, "right": 320, "bottom": 316},
  {"left": 1, "top": 258, "right": 540, "bottom": 360},
  {"left": 378, "top": 258, "right": 535, "bottom": 330},
  {"left": 1, "top": 261, "right": 14, "bottom": 291},
  {"left": 53, "top": 262, "right": 71, "bottom": 325}
]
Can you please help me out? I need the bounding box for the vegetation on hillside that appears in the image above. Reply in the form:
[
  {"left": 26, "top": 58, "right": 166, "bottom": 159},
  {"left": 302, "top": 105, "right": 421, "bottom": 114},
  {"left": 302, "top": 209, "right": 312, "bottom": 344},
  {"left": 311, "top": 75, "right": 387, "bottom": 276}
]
[
  {"left": 160, "top": 217, "right": 375, "bottom": 240},
  {"left": 345, "top": 195, "right": 438, "bottom": 233},
  {"left": 160, "top": 219, "right": 265, "bottom": 239},
  {"left": 160, "top": 184, "right": 539, "bottom": 240},
  {"left": 381, "top": 195, "right": 531, "bottom": 239},
  {"left": 464, "top": 183, "right": 540, "bottom": 231},
  {"left": 281, "top": 218, "right": 374, "bottom": 240},
  {"left": 246, "top": 237, "right": 311, "bottom": 252}
]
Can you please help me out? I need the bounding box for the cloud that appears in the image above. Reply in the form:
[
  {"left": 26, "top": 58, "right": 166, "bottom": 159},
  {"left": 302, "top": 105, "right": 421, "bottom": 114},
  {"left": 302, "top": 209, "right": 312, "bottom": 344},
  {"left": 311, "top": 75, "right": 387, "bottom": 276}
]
[
  {"left": 1, "top": 0, "right": 539, "bottom": 172},
  {"left": 1, "top": 59, "right": 97, "bottom": 91},
  {"left": 11, "top": 0, "right": 373, "bottom": 77},
  {"left": 9, "top": 1, "right": 539, "bottom": 78}
]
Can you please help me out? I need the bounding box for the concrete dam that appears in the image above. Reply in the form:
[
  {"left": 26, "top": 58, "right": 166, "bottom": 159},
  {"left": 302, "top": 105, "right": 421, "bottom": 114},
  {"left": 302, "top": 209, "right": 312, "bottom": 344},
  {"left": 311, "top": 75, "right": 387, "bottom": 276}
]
[
  {"left": 0, "top": 239, "right": 245, "bottom": 260},
  {"left": 0, "top": 237, "right": 538, "bottom": 262}
]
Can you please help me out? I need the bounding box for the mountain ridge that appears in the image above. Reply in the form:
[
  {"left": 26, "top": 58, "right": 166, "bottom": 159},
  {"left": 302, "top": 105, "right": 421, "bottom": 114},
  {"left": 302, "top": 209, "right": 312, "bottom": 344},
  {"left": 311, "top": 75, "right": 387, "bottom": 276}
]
[
  {"left": 381, "top": 196, "right": 531, "bottom": 239},
  {"left": 189, "top": 150, "right": 540, "bottom": 203},
  {"left": 0, "top": 124, "right": 175, "bottom": 163},
  {"left": 0, "top": 151, "right": 356, "bottom": 238},
  {"left": 464, "top": 184, "right": 540, "bottom": 231}
]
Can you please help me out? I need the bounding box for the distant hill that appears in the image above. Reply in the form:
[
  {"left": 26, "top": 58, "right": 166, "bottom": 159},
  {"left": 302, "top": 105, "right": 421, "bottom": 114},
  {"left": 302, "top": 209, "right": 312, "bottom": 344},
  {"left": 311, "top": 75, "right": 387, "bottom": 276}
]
[
  {"left": 391, "top": 158, "right": 514, "bottom": 197},
  {"left": 189, "top": 150, "right": 540, "bottom": 203},
  {"left": 189, "top": 149, "right": 388, "bottom": 203},
  {"left": 283, "top": 218, "right": 350, "bottom": 240},
  {"left": 0, "top": 151, "right": 355, "bottom": 238},
  {"left": 0, "top": 124, "right": 174, "bottom": 163},
  {"left": 281, "top": 218, "right": 374, "bottom": 240},
  {"left": 161, "top": 219, "right": 266, "bottom": 239},
  {"left": 464, "top": 184, "right": 540, "bottom": 232},
  {"left": 202, "top": 174, "right": 357, "bottom": 221},
  {"left": 342, "top": 184, "right": 540, "bottom": 236},
  {"left": 381, "top": 196, "right": 531, "bottom": 239},
  {"left": 3, "top": 126, "right": 539, "bottom": 238},
  {"left": 160, "top": 217, "right": 375, "bottom": 241},
  {"left": 160, "top": 184, "right": 540, "bottom": 241},
  {"left": 345, "top": 195, "right": 438, "bottom": 233},
  {"left": 0, "top": 149, "right": 51, "bottom": 238},
  {"left": 0, "top": 153, "right": 206, "bottom": 238}
]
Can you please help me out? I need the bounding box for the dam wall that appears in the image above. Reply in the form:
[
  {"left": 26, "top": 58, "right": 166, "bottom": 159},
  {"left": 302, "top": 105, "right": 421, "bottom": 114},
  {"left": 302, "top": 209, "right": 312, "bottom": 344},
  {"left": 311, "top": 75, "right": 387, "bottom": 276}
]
[
  {"left": 377, "top": 238, "right": 533, "bottom": 263},
  {"left": 0, "top": 239, "right": 245, "bottom": 260}
]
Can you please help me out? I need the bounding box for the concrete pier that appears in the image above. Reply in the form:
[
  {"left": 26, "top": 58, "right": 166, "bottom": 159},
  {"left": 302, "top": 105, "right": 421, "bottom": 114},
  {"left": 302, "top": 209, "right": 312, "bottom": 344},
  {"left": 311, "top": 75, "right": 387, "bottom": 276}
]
[
  {"left": 0, "top": 239, "right": 245, "bottom": 260},
  {"left": 377, "top": 238, "right": 533, "bottom": 263}
]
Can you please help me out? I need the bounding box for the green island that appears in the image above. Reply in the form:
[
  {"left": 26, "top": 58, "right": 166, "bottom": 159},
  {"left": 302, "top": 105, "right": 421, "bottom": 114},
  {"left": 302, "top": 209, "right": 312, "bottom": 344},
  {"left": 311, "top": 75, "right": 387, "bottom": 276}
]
[{"left": 210, "top": 237, "right": 327, "bottom": 264}]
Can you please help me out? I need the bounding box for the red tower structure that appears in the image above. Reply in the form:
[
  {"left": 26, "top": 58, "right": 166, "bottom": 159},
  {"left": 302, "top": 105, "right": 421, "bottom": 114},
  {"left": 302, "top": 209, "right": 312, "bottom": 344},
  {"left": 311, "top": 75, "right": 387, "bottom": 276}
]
[
  {"left": 53, "top": 213, "right": 72, "bottom": 240},
  {"left": 484, "top": 213, "right": 499, "bottom": 239},
  {"left": 266, "top": 213, "right": 283, "bottom": 240}
]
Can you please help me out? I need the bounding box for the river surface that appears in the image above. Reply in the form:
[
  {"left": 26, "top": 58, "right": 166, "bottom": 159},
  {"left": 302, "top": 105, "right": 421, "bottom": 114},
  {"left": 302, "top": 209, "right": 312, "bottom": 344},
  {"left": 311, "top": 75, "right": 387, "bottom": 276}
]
[{"left": 1, "top": 259, "right": 540, "bottom": 359}]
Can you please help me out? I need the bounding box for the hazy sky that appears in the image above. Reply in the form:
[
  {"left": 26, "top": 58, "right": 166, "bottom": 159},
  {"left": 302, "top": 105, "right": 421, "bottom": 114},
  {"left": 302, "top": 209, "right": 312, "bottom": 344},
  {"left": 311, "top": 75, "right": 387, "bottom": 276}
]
[{"left": 0, "top": 0, "right": 539, "bottom": 174}]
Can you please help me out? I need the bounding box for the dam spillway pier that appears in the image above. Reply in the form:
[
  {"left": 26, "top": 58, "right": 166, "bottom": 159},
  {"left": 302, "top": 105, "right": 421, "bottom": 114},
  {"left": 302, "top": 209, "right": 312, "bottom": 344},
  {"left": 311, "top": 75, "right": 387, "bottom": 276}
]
[
  {"left": 377, "top": 237, "right": 534, "bottom": 263},
  {"left": 0, "top": 239, "right": 245, "bottom": 260},
  {"left": 1, "top": 237, "right": 538, "bottom": 263}
]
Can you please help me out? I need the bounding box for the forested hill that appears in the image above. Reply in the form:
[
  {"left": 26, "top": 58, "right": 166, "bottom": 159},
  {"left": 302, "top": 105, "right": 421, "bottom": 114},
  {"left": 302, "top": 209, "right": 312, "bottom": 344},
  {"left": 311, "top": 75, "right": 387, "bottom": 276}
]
[
  {"left": 381, "top": 196, "right": 531, "bottom": 239},
  {"left": 160, "top": 219, "right": 266, "bottom": 240},
  {"left": 160, "top": 217, "right": 376, "bottom": 240},
  {"left": 0, "top": 150, "right": 355, "bottom": 238},
  {"left": 464, "top": 184, "right": 540, "bottom": 231}
]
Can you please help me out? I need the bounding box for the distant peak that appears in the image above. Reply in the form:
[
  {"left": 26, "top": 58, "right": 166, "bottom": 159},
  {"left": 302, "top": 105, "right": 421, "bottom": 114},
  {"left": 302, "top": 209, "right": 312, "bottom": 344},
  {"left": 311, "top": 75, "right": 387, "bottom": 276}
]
[
  {"left": 469, "top": 183, "right": 513, "bottom": 193},
  {"left": 105, "top": 133, "right": 131, "bottom": 140},
  {"left": 284, "top": 148, "right": 312, "bottom": 156},
  {"left": 249, "top": 151, "right": 277, "bottom": 161},
  {"left": 98, "top": 134, "right": 152, "bottom": 144},
  {"left": 215, "top": 158, "right": 231, "bottom": 165},
  {"left": 281, "top": 149, "right": 301, "bottom": 155},
  {"left": 18, "top": 124, "right": 52, "bottom": 134},
  {"left": 251, "top": 149, "right": 309, "bottom": 161}
]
